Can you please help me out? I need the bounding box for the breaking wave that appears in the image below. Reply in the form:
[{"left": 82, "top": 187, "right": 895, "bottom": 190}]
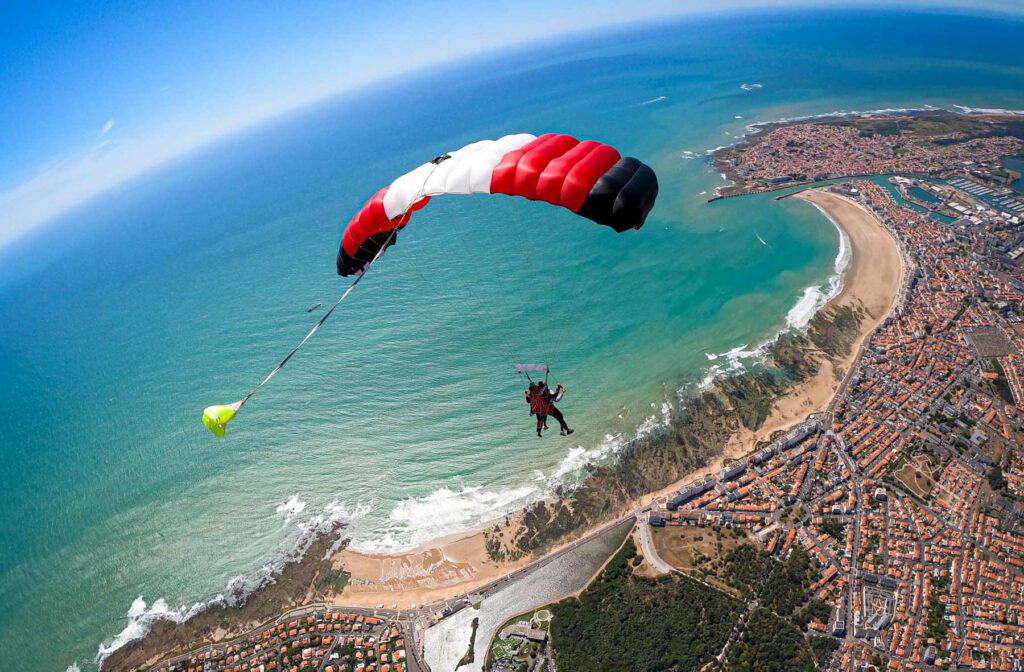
[
  {"left": 96, "top": 597, "right": 206, "bottom": 665},
  {"left": 95, "top": 499, "right": 369, "bottom": 666},
  {"left": 951, "top": 104, "right": 1024, "bottom": 115},
  {"left": 351, "top": 485, "right": 539, "bottom": 553},
  {"left": 276, "top": 494, "right": 307, "bottom": 521},
  {"left": 787, "top": 200, "right": 852, "bottom": 330},
  {"left": 700, "top": 343, "right": 769, "bottom": 389},
  {"left": 640, "top": 95, "right": 667, "bottom": 105}
]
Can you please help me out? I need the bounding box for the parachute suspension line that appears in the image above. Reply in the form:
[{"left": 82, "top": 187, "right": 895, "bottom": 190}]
[
  {"left": 241, "top": 227, "right": 396, "bottom": 409},
  {"left": 242, "top": 156, "right": 443, "bottom": 411},
  {"left": 201, "top": 228, "right": 396, "bottom": 437}
]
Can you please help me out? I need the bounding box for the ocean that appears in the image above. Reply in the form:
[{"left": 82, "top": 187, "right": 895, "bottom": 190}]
[{"left": 3, "top": 8, "right": 1024, "bottom": 670}]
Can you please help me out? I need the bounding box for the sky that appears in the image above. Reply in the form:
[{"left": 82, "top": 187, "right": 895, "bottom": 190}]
[{"left": 2, "top": 0, "right": 1023, "bottom": 250}]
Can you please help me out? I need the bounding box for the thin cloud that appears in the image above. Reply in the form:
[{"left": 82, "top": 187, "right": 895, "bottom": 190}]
[{"left": 99, "top": 119, "right": 115, "bottom": 137}]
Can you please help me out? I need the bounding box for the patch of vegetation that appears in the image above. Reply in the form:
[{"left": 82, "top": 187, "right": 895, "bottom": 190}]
[
  {"left": 819, "top": 521, "right": 845, "bottom": 542},
  {"left": 987, "top": 464, "right": 1008, "bottom": 493},
  {"left": 457, "top": 617, "right": 479, "bottom": 669},
  {"left": 727, "top": 608, "right": 816, "bottom": 672},
  {"left": 809, "top": 635, "right": 841, "bottom": 666},
  {"left": 725, "top": 545, "right": 817, "bottom": 619},
  {"left": 925, "top": 592, "right": 949, "bottom": 642},
  {"left": 549, "top": 538, "right": 743, "bottom": 672},
  {"left": 793, "top": 598, "right": 831, "bottom": 630},
  {"left": 721, "top": 371, "right": 787, "bottom": 431},
  {"left": 808, "top": 305, "right": 864, "bottom": 359},
  {"left": 988, "top": 358, "right": 1015, "bottom": 404},
  {"left": 324, "top": 568, "right": 351, "bottom": 593}
]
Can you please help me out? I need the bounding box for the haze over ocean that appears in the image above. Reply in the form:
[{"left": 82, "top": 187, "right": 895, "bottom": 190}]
[{"left": 3, "top": 9, "right": 1024, "bottom": 670}]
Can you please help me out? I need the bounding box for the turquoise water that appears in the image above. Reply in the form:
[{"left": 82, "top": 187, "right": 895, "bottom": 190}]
[
  {"left": 1007, "top": 156, "right": 1024, "bottom": 192},
  {"left": 909, "top": 185, "right": 941, "bottom": 204},
  {"left": 3, "top": 9, "right": 1024, "bottom": 670}
]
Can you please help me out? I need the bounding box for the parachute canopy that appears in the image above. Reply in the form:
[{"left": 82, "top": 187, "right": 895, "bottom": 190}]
[{"left": 337, "top": 133, "right": 659, "bottom": 276}]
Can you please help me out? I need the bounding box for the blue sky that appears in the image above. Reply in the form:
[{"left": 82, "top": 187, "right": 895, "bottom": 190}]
[{"left": 1, "top": 0, "right": 1022, "bottom": 249}]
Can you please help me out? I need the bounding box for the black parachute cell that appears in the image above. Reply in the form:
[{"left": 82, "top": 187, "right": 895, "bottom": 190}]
[
  {"left": 336, "top": 230, "right": 397, "bottom": 276},
  {"left": 576, "top": 157, "right": 659, "bottom": 232}
]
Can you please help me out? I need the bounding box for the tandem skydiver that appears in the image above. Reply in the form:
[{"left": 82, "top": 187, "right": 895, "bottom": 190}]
[{"left": 525, "top": 370, "right": 573, "bottom": 438}]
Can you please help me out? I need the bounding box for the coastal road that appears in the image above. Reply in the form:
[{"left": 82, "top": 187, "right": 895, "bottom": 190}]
[{"left": 634, "top": 512, "right": 671, "bottom": 574}]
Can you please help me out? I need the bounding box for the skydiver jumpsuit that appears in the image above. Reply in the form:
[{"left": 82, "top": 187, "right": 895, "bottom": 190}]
[{"left": 534, "top": 384, "right": 570, "bottom": 435}]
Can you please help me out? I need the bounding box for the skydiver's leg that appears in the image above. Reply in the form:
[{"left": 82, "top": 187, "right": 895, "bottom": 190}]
[
  {"left": 536, "top": 415, "right": 544, "bottom": 437},
  {"left": 549, "top": 406, "right": 571, "bottom": 434}
]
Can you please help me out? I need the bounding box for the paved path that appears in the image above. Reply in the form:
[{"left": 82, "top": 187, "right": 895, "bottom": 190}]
[
  {"left": 422, "top": 518, "right": 634, "bottom": 672},
  {"left": 634, "top": 513, "right": 671, "bottom": 574}
]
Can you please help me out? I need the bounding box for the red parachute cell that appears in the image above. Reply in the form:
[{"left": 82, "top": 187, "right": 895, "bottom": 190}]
[{"left": 337, "top": 133, "right": 658, "bottom": 276}]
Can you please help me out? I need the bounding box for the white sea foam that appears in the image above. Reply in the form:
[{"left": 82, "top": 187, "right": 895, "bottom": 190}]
[
  {"left": 640, "top": 95, "right": 667, "bottom": 105},
  {"left": 549, "top": 442, "right": 616, "bottom": 487},
  {"left": 351, "top": 485, "right": 539, "bottom": 553},
  {"left": 740, "top": 83, "right": 763, "bottom": 90},
  {"left": 952, "top": 104, "right": 1024, "bottom": 115},
  {"left": 784, "top": 286, "right": 829, "bottom": 331},
  {"left": 95, "top": 499, "right": 369, "bottom": 665},
  {"left": 699, "top": 343, "right": 770, "bottom": 389},
  {"left": 784, "top": 202, "right": 852, "bottom": 330},
  {"left": 96, "top": 597, "right": 205, "bottom": 665},
  {"left": 275, "top": 494, "right": 307, "bottom": 521},
  {"left": 66, "top": 663, "right": 81, "bottom": 672}
]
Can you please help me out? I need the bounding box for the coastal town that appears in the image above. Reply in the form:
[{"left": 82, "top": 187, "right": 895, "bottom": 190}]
[
  {"left": 711, "top": 110, "right": 1024, "bottom": 197},
  {"left": 637, "top": 114, "right": 1024, "bottom": 671},
  {"left": 146, "top": 608, "right": 416, "bottom": 672},
  {"left": 103, "top": 111, "right": 1024, "bottom": 672}
]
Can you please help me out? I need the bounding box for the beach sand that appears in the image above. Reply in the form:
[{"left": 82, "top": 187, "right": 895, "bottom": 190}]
[
  {"left": 333, "top": 528, "right": 532, "bottom": 609},
  {"left": 714, "top": 188, "right": 903, "bottom": 457},
  {"left": 332, "top": 187, "right": 904, "bottom": 608}
]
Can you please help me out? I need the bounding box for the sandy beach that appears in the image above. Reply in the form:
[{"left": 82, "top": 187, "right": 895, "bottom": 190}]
[{"left": 331, "top": 187, "right": 904, "bottom": 608}]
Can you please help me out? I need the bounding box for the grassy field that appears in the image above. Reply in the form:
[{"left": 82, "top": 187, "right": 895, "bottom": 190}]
[
  {"left": 893, "top": 452, "right": 942, "bottom": 498},
  {"left": 650, "top": 525, "right": 751, "bottom": 594}
]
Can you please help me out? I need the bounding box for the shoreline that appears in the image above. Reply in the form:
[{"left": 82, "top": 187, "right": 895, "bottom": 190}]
[
  {"left": 327, "top": 186, "right": 905, "bottom": 609},
  {"left": 99, "top": 185, "right": 906, "bottom": 665}
]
